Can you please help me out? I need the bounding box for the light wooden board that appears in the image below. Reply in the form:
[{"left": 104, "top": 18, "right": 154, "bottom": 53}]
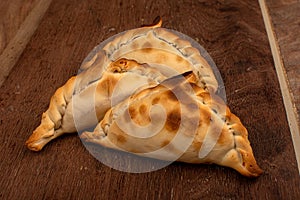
[
  {"left": 260, "top": 0, "right": 300, "bottom": 173},
  {"left": 0, "top": 0, "right": 52, "bottom": 86}
]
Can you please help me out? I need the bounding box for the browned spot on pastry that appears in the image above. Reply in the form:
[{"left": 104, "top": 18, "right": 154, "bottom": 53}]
[
  {"left": 216, "top": 127, "right": 230, "bottom": 145},
  {"left": 186, "top": 76, "right": 199, "bottom": 86},
  {"left": 110, "top": 59, "right": 139, "bottom": 72},
  {"left": 176, "top": 55, "right": 184, "bottom": 62},
  {"left": 164, "top": 90, "right": 177, "bottom": 101},
  {"left": 116, "top": 134, "right": 127, "bottom": 144},
  {"left": 108, "top": 66, "right": 121, "bottom": 73},
  {"left": 230, "top": 122, "right": 248, "bottom": 138},
  {"left": 139, "top": 104, "right": 147, "bottom": 114},
  {"left": 192, "top": 140, "right": 203, "bottom": 151},
  {"left": 161, "top": 140, "right": 171, "bottom": 147},
  {"left": 199, "top": 107, "right": 211, "bottom": 126},
  {"left": 107, "top": 76, "right": 119, "bottom": 95},
  {"left": 142, "top": 42, "right": 152, "bottom": 49},
  {"left": 97, "top": 78, "right": 109, "bottom": 92},
  {"left": 198, "top": 92, "right": 212, "bottom": 105},
  {"left": 229, "top": 113, "right": 242, "bottom": 124},
  {"left": 166, "top": 110, "right": 181, "bottom": 132},
  {"left": 152, "top": 97, "right": 160, "bottom": 105},
  {"left": 96, "top": 76, "right": 119, "bottom": 97},
  {"left": 155, "top": 54, "right": 167, "bottom": 63},
  {"left": 141, "top": 48, "right": 153, "bottom": 53},
  {"left": 117, "top": 58, "right": 127, "bottom": 65},
  {"left": 129, "top": 148, "right": 140, "bottom": 153},
  {"left": 128, "top": 106, "right": 137, "bottom": 119}
]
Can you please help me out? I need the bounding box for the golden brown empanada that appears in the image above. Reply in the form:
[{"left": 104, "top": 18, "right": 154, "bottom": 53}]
[
  {"left": 26, "top": 19, "right": 218, "bottom": 151},
  {"left": 81, "top": 71, "right": 263, "bottom": 177}
]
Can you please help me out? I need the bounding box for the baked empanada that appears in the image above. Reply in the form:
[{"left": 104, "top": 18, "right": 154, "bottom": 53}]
[
  {"left": 26, "top": 19, "right": 218, "bottom": 151},
  {"left": 81, "top": 71, "right": 262, "bottom": 177}
]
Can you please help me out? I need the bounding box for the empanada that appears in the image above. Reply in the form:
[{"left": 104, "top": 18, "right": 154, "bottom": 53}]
[
  {"left": 26, "top": 19, "right": 218, "bottom": 151},
  {"left": 81, "top": 71, "right": 262, "bottom": 177}
]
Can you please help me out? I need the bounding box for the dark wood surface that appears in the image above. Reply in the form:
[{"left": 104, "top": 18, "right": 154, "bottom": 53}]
[{"left": 1, "top": 0, "right": 299, "bottom": 199}]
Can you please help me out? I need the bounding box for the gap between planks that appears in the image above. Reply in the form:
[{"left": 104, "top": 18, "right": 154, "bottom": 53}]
[
  {"left": 0, "top": 0, "right": 53, "bottom": 86},
  {"left": 259, "top": 0, "right": 300, "bottom": 174}
]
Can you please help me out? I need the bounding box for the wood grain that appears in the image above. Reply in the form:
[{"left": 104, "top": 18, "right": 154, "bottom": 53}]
[
  {"left": 265, "top": 0, "right": 300, "bottom": 130},
  {"left": 0, "top": 0, "right": 52, "bottom": 86},
  {"left": 260, "top": 0, "right": 300, "bottom": 172},
  {"left": 0, "top": 0, "right": 39, "bottom": 54},
  {"left": 0, "top": 0, "right": 299, "bottom": 199}
]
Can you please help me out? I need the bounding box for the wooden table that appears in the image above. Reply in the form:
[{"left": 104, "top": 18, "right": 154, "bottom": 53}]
[{"left": 1, "top": 0, "right": 299, "bottom": 199}]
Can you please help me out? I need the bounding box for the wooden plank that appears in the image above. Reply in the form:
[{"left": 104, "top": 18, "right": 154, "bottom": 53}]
[
  {"left": 264, "top": 0, "right": 300, "bottom": 121},
  {"left": 264, "top": 1, "right": 300, "bottom": 116},
  {"left": 0, "top": 0, "right": 39, "bottom": 54},
  {"left": 0, "top": 0, "right": 299, "bottom": 199},
  {"left": 259, "top": 0, "right": 300, "bottom": 173},
  {"left": 0, "top": 0, "right": 53, "bottom": 86}
]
